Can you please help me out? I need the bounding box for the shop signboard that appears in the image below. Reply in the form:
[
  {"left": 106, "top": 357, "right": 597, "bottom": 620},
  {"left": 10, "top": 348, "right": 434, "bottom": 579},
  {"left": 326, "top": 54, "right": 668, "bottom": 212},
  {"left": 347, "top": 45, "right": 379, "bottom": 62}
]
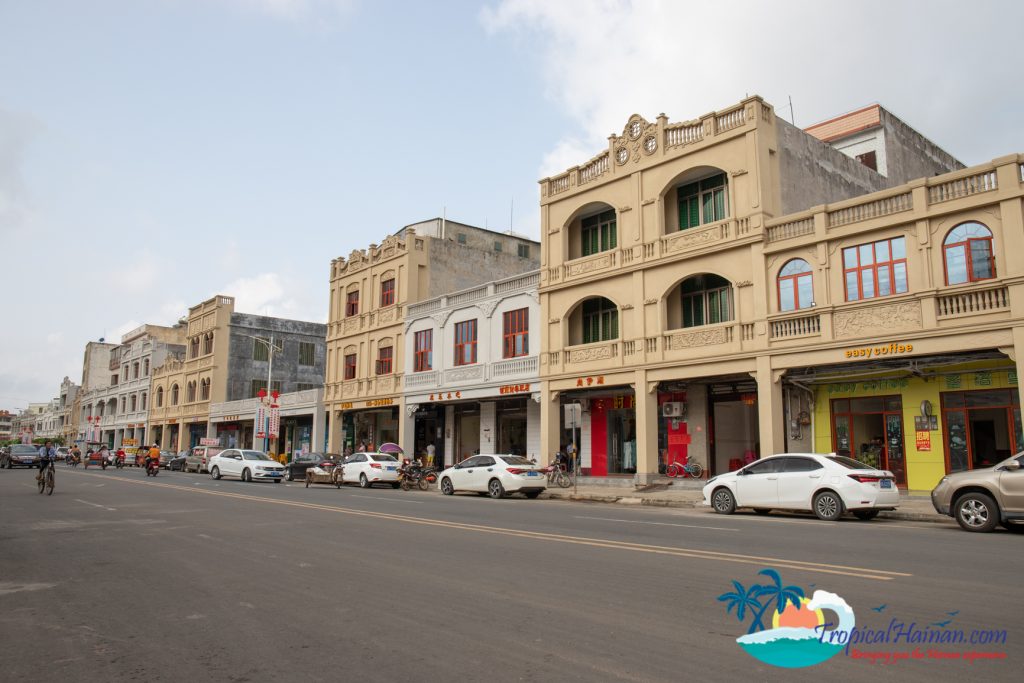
[
  {"left": 255, "top": 405, "right": 266, "bottom": 439},
  {"left": 269, "top": 406, "right": 280, "bottom": 438},
  {"left": 199, "top": 437, "right": 219, "bottom": 446},
  {"left": 915, "top": 430, "right": 931, "bottom": 451}
]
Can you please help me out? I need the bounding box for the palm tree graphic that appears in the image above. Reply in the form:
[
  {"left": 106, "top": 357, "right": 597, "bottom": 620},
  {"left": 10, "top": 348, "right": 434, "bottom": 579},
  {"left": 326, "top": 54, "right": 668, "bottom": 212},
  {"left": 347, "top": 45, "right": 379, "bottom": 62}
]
[{"left": 719, "top": 569, "right": 806, "bottom": 634}]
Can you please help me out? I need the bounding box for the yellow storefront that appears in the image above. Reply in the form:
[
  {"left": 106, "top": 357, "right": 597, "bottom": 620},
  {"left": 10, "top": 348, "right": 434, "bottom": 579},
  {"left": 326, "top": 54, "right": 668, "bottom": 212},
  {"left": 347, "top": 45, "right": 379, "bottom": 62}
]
[{"left": 813, "top": 359, "right": 1020, "bottom": 492}]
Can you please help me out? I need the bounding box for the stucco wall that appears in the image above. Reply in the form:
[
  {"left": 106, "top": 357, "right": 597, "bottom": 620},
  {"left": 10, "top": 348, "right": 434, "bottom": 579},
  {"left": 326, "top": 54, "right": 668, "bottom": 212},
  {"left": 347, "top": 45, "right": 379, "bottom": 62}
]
[
  {"left": 425, "top": 233, "right": 539, "bottom": 300},
  {"left": 878, "top": 108, "right": 964, "bottom": 182},
  {"left": 227, "top": 314, "right": 327, "bottom": 402}
]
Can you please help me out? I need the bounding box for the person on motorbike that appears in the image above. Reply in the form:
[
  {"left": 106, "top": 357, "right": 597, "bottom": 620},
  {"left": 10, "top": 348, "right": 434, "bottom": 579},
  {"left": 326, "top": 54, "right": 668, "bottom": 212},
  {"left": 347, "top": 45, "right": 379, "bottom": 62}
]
[
  {"left": 145, "top": 444, "right": 161, "bottom": 471},
  {"left": 69, "top": 444, "right": 81, "bottom": 465},
  {"left": 116, "top": 447, "right": 126, "bottom": 467}
]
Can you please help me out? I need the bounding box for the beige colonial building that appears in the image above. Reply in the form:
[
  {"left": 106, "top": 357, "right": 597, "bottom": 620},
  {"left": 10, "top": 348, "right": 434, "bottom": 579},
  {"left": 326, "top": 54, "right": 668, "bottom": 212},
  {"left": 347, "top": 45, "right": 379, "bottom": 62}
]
[
  {"left": 325, "top": 218, "right": 539, "bottom": 453},
  {"left": 538, "top": 95, "right": 1021, "bottom": 491}
]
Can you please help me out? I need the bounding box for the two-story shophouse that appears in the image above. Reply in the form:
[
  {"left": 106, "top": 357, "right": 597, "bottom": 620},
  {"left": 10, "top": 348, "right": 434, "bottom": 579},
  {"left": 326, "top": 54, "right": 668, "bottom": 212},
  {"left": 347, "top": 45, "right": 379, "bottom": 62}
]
[
  {"left": 401, "top": 270, "right": 541, "bottom": 465},
  {"left": 536, "top": 95, "right": 999, "bottom": 489},
  {"left": 149, "top": 295, "right": 326, "bottom": 452},
  {"left": 325, "top": 218, "right": 539, "bottom": 454}
]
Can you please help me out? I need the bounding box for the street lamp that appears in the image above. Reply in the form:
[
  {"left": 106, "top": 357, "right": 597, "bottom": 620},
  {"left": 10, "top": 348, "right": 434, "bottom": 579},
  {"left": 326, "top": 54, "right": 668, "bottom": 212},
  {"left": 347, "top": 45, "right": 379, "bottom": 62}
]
[{"left": 239, "top": 334, "right": 283, "bottom": 452}]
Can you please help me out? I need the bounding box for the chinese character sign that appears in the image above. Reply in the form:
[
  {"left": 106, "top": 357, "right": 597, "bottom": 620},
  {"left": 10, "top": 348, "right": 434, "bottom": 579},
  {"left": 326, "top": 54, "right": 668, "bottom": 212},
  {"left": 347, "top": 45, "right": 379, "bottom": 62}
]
[
  {"left": 256, "top": 405, "right": 266, "bottom": 439},
  {"left": 269, "top": 406, "right": 280, "bottom": 439}
]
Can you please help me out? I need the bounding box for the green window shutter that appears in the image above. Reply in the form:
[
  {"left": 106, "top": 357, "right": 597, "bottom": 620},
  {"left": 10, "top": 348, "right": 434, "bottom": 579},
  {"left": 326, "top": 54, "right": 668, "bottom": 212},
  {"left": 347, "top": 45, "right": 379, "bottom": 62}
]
[
  {"left": 713, "top": 188, "right": 725, "bottom": 221},
  {"left": 608, "top": 219, "right": 617, "bottom": 249},
  {"left": 609, "top": 310, "right": 618, "bottom": 339}
]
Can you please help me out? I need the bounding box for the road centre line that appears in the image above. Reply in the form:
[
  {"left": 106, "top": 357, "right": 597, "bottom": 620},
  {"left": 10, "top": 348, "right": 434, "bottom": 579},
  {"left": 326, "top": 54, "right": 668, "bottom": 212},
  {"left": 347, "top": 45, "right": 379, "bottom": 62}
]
[
  {"left": 67, "top": 471, "right": 911, "bottom": 581},
  {"left": 345, "top": 493, "right": 425, "bottom": 504},
  {"left": 74, "top": 499, "right": 117, "bottom": 511},
  {"left": 574, "top": 516, "right": 738, "bottom": 532}
]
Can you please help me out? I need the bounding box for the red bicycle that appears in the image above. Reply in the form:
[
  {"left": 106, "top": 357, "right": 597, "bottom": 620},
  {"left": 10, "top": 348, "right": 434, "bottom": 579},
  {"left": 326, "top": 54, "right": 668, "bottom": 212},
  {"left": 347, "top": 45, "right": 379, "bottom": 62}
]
[{"left": 665, "top": 458, "right": 703, "bottom": 479}]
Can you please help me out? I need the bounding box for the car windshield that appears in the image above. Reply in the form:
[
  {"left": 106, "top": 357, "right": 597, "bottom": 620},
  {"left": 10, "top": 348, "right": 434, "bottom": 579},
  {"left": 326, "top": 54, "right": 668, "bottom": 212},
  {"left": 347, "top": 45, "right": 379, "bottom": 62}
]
[
  {"left": 241, "top": 451, "right": 272, "bottom": 461},
  {"left": 827, "top": 455, "right": 878, "bottom": 470},
  {"left": 371, "top": 454, "right": 398, "bottom": 462},
  {"left": 12, "top": 445, "right": 37, "bottom": 454},
  {"left": 500, "top": 456, "right": 535, "bottom": 466}
]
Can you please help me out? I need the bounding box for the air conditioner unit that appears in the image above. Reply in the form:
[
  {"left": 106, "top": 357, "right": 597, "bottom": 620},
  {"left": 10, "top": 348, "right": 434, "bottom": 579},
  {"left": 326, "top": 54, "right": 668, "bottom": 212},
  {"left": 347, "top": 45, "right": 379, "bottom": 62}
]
[{"left": 661, "top": 402, "right": 686, "bottom": 418}]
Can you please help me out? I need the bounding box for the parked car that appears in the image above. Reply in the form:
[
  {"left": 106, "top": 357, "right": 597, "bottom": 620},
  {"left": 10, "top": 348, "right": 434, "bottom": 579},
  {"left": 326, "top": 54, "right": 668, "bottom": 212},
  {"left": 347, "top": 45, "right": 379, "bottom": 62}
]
[
  {"left": 340, "top": 452, "right": 401, "bottom": 488},
  {"left": 208, "top": 449, "right": 285, "bottom": 483},
  {"left": 703, "top": 453, "right": 899, "bottom": 521},
  {"left": 3, "top": 444, "right": 41, "bottom": 468},
  {"left": 159, "top": 450, "right": 176, "bottom": 469},
  {"left": 284, "top": 453, "right": 340, "bottom": 481},
  {"left": 438, "top": 454, "right": 548, "bottom": 499},
  {"left": 185, "top": 445, "right": 223, "bottom": 474},
  {"left": 931, "top": 452, "right": 1024, "bottom": 532},
  {"left": 168, "top": 452, "right": 188, "bottom": 471},
  {"left": 55, "top": 447, "right": 70, "bottom": 461}
]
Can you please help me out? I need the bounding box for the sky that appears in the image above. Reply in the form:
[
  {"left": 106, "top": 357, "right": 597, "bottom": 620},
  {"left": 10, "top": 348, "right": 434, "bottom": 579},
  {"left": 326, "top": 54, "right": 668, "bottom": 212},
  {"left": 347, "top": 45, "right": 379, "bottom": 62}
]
[{"left": 1, "top": 0, "right": 1022, "bottom": 411}]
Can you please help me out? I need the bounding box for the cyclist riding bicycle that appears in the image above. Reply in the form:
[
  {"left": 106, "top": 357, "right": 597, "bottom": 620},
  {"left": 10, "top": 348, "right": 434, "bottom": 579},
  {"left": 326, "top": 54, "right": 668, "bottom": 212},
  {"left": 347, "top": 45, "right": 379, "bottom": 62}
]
[{"left": 36, "top": 441, "right": 57, "bottom": 481}]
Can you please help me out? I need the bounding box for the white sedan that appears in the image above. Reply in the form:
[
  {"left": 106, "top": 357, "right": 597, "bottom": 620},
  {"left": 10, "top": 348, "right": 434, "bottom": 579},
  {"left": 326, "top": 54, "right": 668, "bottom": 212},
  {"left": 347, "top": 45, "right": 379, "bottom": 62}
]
[
  {"left": 209, "top": 449, "right": 285, "bottom": 483},
  {"left": 438, "top": 454, "right": 547, "bottom": 499},
  {"left": 702, "top": 453, "right": 899, "bottom": 521},
  {"left": 341, "top": 452, "right": 401, "bottom": 488}
]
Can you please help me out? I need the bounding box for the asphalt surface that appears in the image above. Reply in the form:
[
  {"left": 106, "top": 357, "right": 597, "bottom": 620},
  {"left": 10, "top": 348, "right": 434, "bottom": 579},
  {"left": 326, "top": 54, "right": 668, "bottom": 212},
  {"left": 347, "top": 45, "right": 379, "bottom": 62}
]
[{"left": 1, "top": 466, "right": 1021, "bottom": 682}]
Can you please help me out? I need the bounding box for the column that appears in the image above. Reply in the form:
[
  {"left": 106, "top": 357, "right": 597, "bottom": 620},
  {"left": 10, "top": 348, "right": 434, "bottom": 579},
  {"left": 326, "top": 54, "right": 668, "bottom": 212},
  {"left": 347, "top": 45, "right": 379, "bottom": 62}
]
[
  {"left": 526, "top": 396, "right": 541, "bottom": 462},
  {"left": 755, "top": 355, "right": 785, "bottom": 457},
  {"left": 327, "top": 407, "right": 343, "bottom": 453},
  {"left": 479, "top": 401, "right": 496, "bottom": 454},
  {"left": 400, "top": 403, "right": 416, "bottom": 457},
  {"left": 634, "top": 369, "right": 659, "bottom": 485},
  {"left": 1013, "top": 327, "right": 1024, "bottom": 398},
  {"left": 539, "top": 382, "right": 561, "bottom": 469},
  {"left": 312, "top": 401, "right": 327, "bottom": 454},
  {"left": 443, "top": 405, "right": 455, "bottom": 467}
]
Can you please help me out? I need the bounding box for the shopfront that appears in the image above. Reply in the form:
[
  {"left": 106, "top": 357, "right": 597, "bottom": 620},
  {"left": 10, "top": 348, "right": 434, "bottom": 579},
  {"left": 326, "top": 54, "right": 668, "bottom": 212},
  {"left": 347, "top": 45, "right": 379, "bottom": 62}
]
[
  {"left": 811, "top": 356, "right": 1018, "bottom": 491},
  {"left": 562, "top": 385, "right": 636, "bottom": 477},
  {"left": 496, "top": 398, "right": 528, "bottom": 455},
  {"left": 412, "top": 404, "right": 446, "bottom": 465},
  {"left": 342, "top": 400, "right": 400, "bottom": 453}
]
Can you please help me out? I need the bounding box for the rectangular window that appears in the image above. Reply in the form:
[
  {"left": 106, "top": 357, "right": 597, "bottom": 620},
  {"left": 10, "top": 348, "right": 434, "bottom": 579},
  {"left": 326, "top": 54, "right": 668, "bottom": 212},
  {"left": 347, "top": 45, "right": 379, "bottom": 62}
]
[
  {"left": 457, "top": 233, "right": 467, "bottom": 244},
  {"left": 678, "top": 173, "right": 727, "bottom": 230},
  {"left": 298, "top": 342, "right": 315, "bottom": 366},
  {"left": 296, "top": 383, "right": 319, "bottom": 392},
  {"left": 454, "top": 320, "right": 478, "bottom": 366},
  {"left": 581, "top": 210, "right": 616, "bottom": 257},
  {"left": 518, "top": 244, "right": 530, "bottom": 258},
  {"left": 493, "top": 241, "right": 503, "bottom": 252},
  {"left": 502, "top": 308, "right": 529, "bottom": 358},
  {"left": 250, "top": 379, "right": 283, "bottom": 398},
  {"left": 380, "top": 279, "right": 395, "bottom": 307},
  {"left": 344, "top": 354, "right": 357, "bottom": 380},
  {"left": 414, "top": 330, "right": 433, "bottom": 372},
  {"left": 843, "top": 237, "right": 909, "bottom": 301},
  {"left": 346, "top": 291, "right": 359, "bottom": 317},
  {"left": 375, "top": 346, "right": 393, "bottom": 375},
  {"left": 253, "top": 337, "right": 270, "bottom": 361}
]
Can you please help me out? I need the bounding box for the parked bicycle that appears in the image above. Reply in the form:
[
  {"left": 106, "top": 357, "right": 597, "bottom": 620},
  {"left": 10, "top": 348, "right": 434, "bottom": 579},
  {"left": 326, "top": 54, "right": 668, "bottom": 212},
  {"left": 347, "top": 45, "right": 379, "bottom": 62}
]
[
  {"left": 38, "top": 459, "right": 55, "bottom": 495},
  {"left": 665, "top": 458, "right": 703, "bottom": 479}
]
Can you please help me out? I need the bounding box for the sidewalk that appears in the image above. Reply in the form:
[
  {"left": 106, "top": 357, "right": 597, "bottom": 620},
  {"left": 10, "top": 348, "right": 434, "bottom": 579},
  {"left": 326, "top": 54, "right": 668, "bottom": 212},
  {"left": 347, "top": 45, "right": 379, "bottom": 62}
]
[{"left": 541, "top": 482, "right": 950, "bottom": 524}]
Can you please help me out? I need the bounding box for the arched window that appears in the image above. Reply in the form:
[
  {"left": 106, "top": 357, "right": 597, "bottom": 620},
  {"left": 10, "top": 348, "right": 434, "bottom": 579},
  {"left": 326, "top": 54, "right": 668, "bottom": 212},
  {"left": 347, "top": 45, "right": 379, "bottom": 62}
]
[
  {"left": 186, "top": 382, "right": 196, "bottom": 403},
  {"left": 130, "top": 395, "right": 137, "bottom": 412},
  {"left": 203, "top": 332, "right": 214, "bottom": 355},
  {"left": 143, "top": 359, "right": 150, "bottom": 376},
  {"left": 200, "top": 378, "right": 210, "bottom": 401},
  {"left": 680, "top": 275, "right": 732, "bottom": 327},
  {"left": 944, "top": 222, "right": 994, "bottom": 285},
  {"left": 677, "top": 172, "right": 728, "bottom": 230},
  {"left": 189, "top": 337, "right": 200, "bottom": 358},
  {"left": 581, "top": 298, "right": 618, "bottom": 343},
  {"left": 141, "top": 393, "right": 147, "bottom": 410},
  {"left": 777, "top": 260, "right": 814, "bottom": 312},
  {"left": 156, "top": 386, "right": 164, "bottom": 407},
  {"left": 171, "top": 384, "right": 180, "bottom": 406},
  {"left": 580, "top": 210, "right": 617, "bottom": 257}
]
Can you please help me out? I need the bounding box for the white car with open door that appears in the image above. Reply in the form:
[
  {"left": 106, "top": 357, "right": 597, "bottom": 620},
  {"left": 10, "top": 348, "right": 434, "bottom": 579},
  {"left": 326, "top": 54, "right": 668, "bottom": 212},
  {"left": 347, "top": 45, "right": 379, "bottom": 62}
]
[
  {"left": 702, "top": 453, "right": 900, "bottom": 521},
  {"left": 341, "top": 452, "right": 401, "bottom": 488},
  {"left": 208, "top": 449, "right": 285, "bottom": 483},
  {"left": 438, "top": 454, "right": 548, "bottom": 499}
]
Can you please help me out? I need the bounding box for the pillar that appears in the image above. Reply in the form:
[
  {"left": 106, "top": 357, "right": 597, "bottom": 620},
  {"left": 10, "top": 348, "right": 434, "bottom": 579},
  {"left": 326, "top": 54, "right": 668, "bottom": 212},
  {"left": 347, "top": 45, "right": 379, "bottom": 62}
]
[
  {"left": 400, "top": 403, "right": 416, "bottom": 457},
  {"left": 479, "top": 401, "right": 496, "bottom": 454},
  {"left": 327, "top": 407, "right": 344, "bottom": 453},
  {"left": 634, "top": 369, "right": 659, "bottom": 485},
  {"left": 312, "top": 399, "right": 327, "bottom": 454},
  {"left": 539, "top": 382, "right": 561, "bottom": 468},
  {"left": 444, "top": 405, "right": 455, "bottom": 467},
  {"left": 755, "top": 355, "right": 785, "bottom": 457},
  {"left": 1012, "top": 327, "right": 1024, "bottom": 398}
]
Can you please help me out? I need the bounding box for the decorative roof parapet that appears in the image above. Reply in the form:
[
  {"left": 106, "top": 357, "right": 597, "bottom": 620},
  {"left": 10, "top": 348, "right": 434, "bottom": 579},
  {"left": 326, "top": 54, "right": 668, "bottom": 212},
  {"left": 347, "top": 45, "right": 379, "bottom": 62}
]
[{"left": 331, "top": 229, "right": 415, "bottom": 279}]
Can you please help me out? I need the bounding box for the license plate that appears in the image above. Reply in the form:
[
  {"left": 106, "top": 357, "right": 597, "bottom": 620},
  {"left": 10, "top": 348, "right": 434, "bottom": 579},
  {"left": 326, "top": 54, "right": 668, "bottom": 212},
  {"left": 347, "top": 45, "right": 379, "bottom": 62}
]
[
  {"left": 526, "top": 471, "right": 539, "bottom": 477},
  {"left": 386, "top": 466, "right": 396, "bottom": 471},
  {"left": 21, "top": 459, "right": 34, "bottom": 463},
  {"left": 880, "top": 479, "right": 892, "bottom": 489}
]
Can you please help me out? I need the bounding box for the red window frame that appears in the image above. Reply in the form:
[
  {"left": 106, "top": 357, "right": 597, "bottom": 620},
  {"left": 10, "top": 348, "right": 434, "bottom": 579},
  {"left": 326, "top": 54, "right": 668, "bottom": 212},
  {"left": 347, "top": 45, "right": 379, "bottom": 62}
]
[
  {"left": 380, "top": 278, "right": 395, "bottom": 307},
  {"left": 414, "top": 330, "right": 432, "bottom": 372},
  {"left": 454, "top": 320, "right": 477, "bottom": 366},
  {"left": 942, "top": 224, "right": 995, "bottom": 286},
  {"left": 776, "top": 260, "right": 813, "bottom": 312},
  {"left": 842, "top": 237, "right": 908, "bottom": 302},
  {"left": 375, "top": 346, "right": 393, "bottom": 375},
  {"left": 502, "top": 308, "right": 529, "bottom": 358},
  {"left": 344, "top": 353, "right": 357, "bottom": 380},
  {"left": 345, "top": 291, "right": 360, "bottom": 317}
]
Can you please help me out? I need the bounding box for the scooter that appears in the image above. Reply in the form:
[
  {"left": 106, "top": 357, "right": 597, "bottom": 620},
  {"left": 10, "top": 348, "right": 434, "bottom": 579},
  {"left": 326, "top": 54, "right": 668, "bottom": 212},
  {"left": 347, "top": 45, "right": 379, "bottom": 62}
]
[{"left": 145, "top": 457, "right": 160, "bottom": 477}]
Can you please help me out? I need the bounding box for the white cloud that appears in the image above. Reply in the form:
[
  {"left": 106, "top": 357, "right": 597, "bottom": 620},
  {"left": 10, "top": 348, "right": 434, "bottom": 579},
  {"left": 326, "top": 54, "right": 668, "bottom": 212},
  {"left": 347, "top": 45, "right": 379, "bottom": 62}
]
[
  {"left": 222, "top": 272, "right": 324, "bottom": 322},
  {"left": 483, "top": 0, "right": 1024, "bottom": 170}
]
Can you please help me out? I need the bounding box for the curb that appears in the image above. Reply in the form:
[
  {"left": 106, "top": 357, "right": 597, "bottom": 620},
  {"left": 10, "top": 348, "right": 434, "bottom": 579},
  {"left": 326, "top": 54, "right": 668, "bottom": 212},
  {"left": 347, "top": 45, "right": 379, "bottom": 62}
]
[{"left": 541, "top": 491, "right": 952, "bottom": 524}]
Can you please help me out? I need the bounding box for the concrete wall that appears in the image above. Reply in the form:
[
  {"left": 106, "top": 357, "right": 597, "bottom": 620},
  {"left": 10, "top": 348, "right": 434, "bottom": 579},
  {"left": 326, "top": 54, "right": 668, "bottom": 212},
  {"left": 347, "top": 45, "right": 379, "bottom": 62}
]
[
  {"left": 226, "top": 314, "right": 327, "bottom": 402},
  {"left": 424, "top": 228, "right": 540, "bottom": 300},
  {"left": 878, "top": 108, "right": 964, "bottom": 182}
]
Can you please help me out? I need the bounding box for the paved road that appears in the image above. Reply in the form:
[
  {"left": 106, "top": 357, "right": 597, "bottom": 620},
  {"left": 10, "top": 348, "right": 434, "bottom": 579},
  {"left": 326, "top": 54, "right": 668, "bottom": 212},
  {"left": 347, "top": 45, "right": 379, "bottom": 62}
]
[{"left": 1, "top": 466, "right": 1020, "bottom": 682}]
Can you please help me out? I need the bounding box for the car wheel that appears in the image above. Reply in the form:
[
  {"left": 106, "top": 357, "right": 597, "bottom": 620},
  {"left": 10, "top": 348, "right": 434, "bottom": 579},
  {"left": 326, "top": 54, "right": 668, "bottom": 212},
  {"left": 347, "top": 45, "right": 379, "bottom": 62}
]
[
  {"left": 852, "top": 510, "right": 879, "bottom": 521},
  {"left": 753, "top": 508, "right": 771, "bottom": 516},
  {"left": 525, "top": 491, "right": 541, "bottom": 499},
  {"left": 440, "top": 477, "right": 454, "bottom": 495},
  {"left": 488, "top": 479, "right": 505, "bottom": 499},
  {"left": 813, "top": 490, "right": 843, "bottom": 521},
  {"left": 359, "top": 473, "right": 370, "bottom": 489},
  {"left": 954, "top": 492, "right": 999, "bottom": 532},
  {"left": 211, "top": 466, "right": 221, "bottom": 480},
  {"left": 242, "top": 468, "right": 251, "bottom": 483},
  {"left": 711, "top": 487, "right": 735, "bottom": 515}
]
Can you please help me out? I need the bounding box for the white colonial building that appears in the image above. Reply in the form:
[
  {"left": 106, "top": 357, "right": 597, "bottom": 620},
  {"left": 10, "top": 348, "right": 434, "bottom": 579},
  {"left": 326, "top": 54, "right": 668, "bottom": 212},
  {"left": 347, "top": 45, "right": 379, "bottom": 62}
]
[{"left": 401, "top": 271, "right": 541, "bottom": 466}]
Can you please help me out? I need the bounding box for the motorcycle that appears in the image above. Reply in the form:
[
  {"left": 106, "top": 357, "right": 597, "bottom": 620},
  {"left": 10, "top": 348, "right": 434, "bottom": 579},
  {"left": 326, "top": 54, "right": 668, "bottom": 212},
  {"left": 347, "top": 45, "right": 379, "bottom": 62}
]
[
  {"left": 145, "top": 457, "right": 160, "bottom": 477},
  {"left": 115, "top": 455, "right": 125, "bottom": 469},
  {"left": 397, "top": 460, "right": 430, "bottom": 491}
]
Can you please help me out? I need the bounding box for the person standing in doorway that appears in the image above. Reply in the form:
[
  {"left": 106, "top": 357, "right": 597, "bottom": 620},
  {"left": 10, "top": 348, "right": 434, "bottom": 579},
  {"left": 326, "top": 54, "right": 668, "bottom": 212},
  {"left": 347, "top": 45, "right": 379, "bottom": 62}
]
[{"left": 426, "top": 442, "right": 436, "bottom": 467}]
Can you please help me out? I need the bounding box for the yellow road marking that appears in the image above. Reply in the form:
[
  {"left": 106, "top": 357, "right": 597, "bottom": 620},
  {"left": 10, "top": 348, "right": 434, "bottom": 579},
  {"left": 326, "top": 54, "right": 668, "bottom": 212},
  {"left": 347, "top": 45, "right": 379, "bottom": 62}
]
[{"left": 68, "top": 472, "right": 911, "bottom": 581}]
